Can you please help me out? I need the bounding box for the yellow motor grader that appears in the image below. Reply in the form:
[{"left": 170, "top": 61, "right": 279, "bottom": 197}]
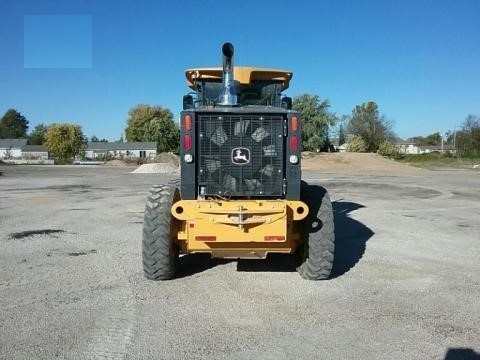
[{"left": 142, "top": 43, "right": 334, "bottom": 280}]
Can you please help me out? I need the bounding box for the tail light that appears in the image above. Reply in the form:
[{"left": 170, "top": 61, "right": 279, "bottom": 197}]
[
  {"left": 290, "top": 135, "right": 298, "bottom": 151},
  {"left": 184, "top": 134, "right": 191, "bottom": 150},
  {"left": 290, "top": 116, "right": 298, "bottom": 131},
  {"left": 183, "top": 114, "right": 192, "bottom": 130}
]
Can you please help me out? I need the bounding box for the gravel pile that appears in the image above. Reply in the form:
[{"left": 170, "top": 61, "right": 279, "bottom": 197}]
[
  {"left": 154, "top": 152, "right": 179, "bottom": 167},
  {"left": 103, "top": 160, "right": 131, "bottom": 167},
  {"left": 131, "top": 163, "right": 179, "bottom": 174}
]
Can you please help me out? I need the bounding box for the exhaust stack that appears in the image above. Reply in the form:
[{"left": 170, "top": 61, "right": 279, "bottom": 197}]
[{"left": 218, "top": 42, "right": 237, "bottom": 106}]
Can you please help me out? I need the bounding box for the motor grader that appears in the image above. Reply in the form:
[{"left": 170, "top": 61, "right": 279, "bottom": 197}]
[{"left": 142, "top": 43, "right": 334, "bottom": 280}]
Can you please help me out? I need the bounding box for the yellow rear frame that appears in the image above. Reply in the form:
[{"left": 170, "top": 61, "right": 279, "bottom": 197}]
[{"left": 171, "top": 199, "right": 308, "bottom": 259}]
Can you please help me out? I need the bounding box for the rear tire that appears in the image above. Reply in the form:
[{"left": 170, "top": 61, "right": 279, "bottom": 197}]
[
  {"left": 297, "top": 182, "right": 335, "bottom": 280},
  {"left": 142, "top": 181, "right": 180, "bottom": 280}
]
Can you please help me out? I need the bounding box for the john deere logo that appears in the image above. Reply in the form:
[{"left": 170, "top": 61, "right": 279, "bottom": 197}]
[{"left": 232, "top": 147, "right": 250, "bottom": 165}]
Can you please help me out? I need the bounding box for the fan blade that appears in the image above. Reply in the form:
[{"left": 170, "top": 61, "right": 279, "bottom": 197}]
[
  {"left": 251, "top": 126, "right": 270, "bottom": 142},
  {"left": 234, "top": 120, "right": 250, "bottom": 136},
  {"left": 205, "top": 159, "right": 221, "bottom": 172},
  {"left": 209, "top": 125, "right": 228, "bottom": 146},
  {"left": 223, "top": 173, "right": 237, "bottom": 193},
  {"left": 259, "top": 164, "right": 274, "bottom": 177},
  {"left": 263, "top": 144, "right": 277, "bottom": 156},
  {"left": 244, "top": 178, "right": 261, "bottom": 191}
]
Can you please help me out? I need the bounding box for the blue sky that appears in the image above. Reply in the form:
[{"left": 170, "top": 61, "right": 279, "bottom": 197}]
[{"left": 1, "top": 0, "right": 479, "bottom": 141}]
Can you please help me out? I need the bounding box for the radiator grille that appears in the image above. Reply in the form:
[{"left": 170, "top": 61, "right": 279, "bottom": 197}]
[{"left": 198, "top": 114, "right": 284, "bottom": 197}]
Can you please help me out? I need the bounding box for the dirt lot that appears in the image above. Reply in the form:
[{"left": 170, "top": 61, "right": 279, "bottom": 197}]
[
  {"left": 302, "top": 152, "right": 425, "bottom": 175},
  {"left": 1, "top": 157, "right": 480, "bottom": 359}
]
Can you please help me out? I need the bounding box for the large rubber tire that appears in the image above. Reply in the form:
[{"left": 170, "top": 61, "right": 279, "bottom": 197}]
[
  {"left": 297, "top": 182, "right": 335, "bottom": 280},
  {"left": 142, "top": 181, "right": 180, "bottom": 280}
]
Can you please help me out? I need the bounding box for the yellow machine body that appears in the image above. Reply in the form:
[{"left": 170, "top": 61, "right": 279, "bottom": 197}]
[
  {"left": 185, "top": 66, "right": 293, "bottom": 91},
  {"left": 171, "top": 199, "right": 308, "bottom": 259}
]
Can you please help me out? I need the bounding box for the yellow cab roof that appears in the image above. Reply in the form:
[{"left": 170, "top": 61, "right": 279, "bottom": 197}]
[{"left": 185, "top": 67, "right": 293, "bottom": 91}]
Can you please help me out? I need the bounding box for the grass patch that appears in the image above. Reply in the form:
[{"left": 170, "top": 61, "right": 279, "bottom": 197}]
[{"left": 397, "top": 153, "right": 480, "bottom": 169}]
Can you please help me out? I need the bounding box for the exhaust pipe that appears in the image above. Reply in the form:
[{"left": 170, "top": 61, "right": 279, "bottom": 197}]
[{"left": 218, "top": 42, "right": 237, "bottom": 106}]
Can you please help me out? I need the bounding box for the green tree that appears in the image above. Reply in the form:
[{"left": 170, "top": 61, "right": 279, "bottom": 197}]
[
  {"left": 89, "top": 135, "right": 108, "bottom": 142},
  {"left": 44, "top": 124, "right": 86, "bottom": 162},
  {"left": 338, "top": 124, "right": 346, "bottom": 145},
  {"left": 292, "top": 94, "right": 337, "bottom": 152},
  {"left": 411, "top": 132, "right": 442, "bottom": 146},
  {"left": 346, "top": 135, "right": 367, "bottom": 152},
  {"left": 90, "top": 135, "right": 99, "bottom": 142},
  {"left": 29, "top": 123, "right": 48, "bottom": 145},
  {"left": 0, "top": 109, "right": 29, "bottom": 138},
  {"left": 347, "top": 101, "right": 394, "bottom": 152},
  {"left": 125, "top": 104, "right": 179, "bottom": 152},
  {"left": 378, "top": 139, "right": 401, "bottom": 159},
  {"left": 456, "top": 114, "right": 480, "bottom": 157}
]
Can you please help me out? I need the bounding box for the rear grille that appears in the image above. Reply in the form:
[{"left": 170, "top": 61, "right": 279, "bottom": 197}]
[{"left": 197, "top": 114, "right": 284, "bottom": 197}]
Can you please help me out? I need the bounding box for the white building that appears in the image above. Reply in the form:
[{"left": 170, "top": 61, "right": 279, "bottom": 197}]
[
  {"left": 22, "top": 145, "right": 49, "bottom": 160},
  {"left": 394, "top": 138, "right": 420, "bottom": 154},
  {"left": 85, "top": 142, "right": 157, "bottom": 160},
  {"left": 0, "top": 139, "right": 28, "bottom": 158}
]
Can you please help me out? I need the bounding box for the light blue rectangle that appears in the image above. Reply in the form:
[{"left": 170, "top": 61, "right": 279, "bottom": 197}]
[{"left": 24, "top": 15, "right": 92, "bottom": 69}]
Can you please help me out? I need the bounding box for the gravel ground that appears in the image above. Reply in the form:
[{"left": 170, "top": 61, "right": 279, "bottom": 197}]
[
  {"left": 0, "top": 165, "right": 479, "bottom": 359},
  {"left": 131, "top": 163, "right": 179, "bottom": 174}
]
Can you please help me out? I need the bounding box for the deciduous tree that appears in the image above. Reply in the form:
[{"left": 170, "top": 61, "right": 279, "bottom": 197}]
[
  {"left": 44, "top": 124, "right": 86, "bottom": 161},
  {"left": 347, "top": 101, "right": 394, "bottom": 152},
  {"left": 346, "top": 135, "right": 367, "bottom": 152},
  {"left": 338, "top": 124, "right": 346, "bottom": 146},
  {"left": 292, "top": 94, "right": 337, "bottom": 152},
  {"left": 456, "top": 114, "right": 480, "bottom": 157},
  {"left": 90, "top": 135, "right": 108, "bottom": 142},
  {"left": 125, "top": 104, "right": 179, "bottom": 152},
  {"left": 411, "top": 132, "right": 442, "bottom": 146}
]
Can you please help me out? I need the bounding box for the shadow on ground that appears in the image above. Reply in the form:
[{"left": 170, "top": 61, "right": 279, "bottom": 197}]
[
  {"left": 330, "top": 200, "right": 374, "bottom": 279},
  {"left": 236, "top": 200, "right": 374, "bottom": 278},
  {"left": 444, "top": 348, "right": 480, "bottom": 360},
  {"left": 175, "top": 254, "right": 230, "bottom": 279},
  {"left": 175, "top": 199, "right": 374, "bottom": 279},
  {"left": 236, "top": 253, "right": 297, "bottom": 273}
]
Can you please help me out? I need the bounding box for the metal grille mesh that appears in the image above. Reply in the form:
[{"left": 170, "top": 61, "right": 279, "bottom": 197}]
[{"left": 198, "top": 114, "right": 284, "bottom": 197}]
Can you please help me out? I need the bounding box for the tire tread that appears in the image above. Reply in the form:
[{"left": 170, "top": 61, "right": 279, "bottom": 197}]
[
  {"left": 297, "top": 182, "right": 335, "bottom": 280},
  {"left": 142, "top": 181, "right": 179, "bottom": 280}
]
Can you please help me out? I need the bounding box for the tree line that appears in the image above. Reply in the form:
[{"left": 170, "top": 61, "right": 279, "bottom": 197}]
[
  {"left": 0, "top": 106, "right": 180, "bottom": 162},
  {"left": 2, "top": 101, "right": 479, "bottom": 161},
  {"left": 407, "top": 115, "right": 480, "bottom": 157},
  {"left": 453, "top": 115, "right": 480, "bottom": 157}
]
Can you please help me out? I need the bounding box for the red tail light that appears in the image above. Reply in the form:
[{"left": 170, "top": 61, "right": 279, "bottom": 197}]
[
  {"left": 184, "top": 134, "right": 191, "bottom": 150},
  {"left": 183, "top": 114, "right": 192, "bottom": 131},
  {"left": 291, "top": 116, "right": 298, "bottom": 131},
  {"left": 290, "top": 135, "right": 298, "bottom": 151}
]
